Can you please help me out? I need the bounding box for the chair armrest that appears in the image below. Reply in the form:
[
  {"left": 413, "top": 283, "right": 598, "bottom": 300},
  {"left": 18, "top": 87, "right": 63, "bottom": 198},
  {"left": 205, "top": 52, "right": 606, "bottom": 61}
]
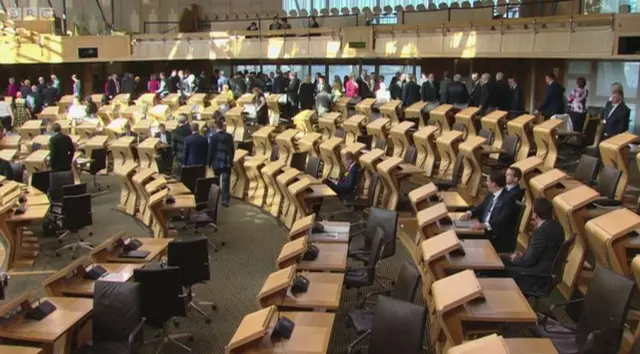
[
  {"left": 549, "top": 298, "right": 583, "bottom": 312},
  {"left": 358, "top": 289, "right": 392, "bottom": 309},
  {"left": 128, "top": 318, "right": 146, "bottom": 347},
  {"left": 349, "top": 229, "right": 367, "bottom": 239}
]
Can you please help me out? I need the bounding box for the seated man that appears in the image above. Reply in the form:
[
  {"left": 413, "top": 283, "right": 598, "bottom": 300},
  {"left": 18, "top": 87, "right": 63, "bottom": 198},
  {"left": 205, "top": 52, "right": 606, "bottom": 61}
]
[
  {"left": 325, "top": 151, "right": 360, "bottom": 198},
  {"left": 459, "top": 170, "right": 518, "bottom": 253},
  {"left": 120, "top": 123, "right": 139, "bottom": 139},
  {"left": 505, "top": 166, "right": 524, "bottom": 201},
  {"left": 501, "top": 197, "right": 564, "bottom": 293}
]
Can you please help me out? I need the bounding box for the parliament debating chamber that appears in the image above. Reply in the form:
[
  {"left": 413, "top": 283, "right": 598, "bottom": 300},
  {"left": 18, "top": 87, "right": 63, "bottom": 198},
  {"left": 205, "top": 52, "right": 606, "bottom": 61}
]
[{"left": 4, "top": 0, "right": 640, "bottom": 353}]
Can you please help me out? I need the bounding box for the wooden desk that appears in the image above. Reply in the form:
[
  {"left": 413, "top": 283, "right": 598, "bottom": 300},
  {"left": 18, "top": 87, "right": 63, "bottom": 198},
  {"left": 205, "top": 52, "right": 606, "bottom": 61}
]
[
  {"left": 46, "top": 259, "right": 142, "bottom": 297},
  {"left": 308, "top": 221, "right": 350, "bottom": 244},
  {"left": 599, "top": 132, "right": 639, "bottom": 200},
  {"left": 245, "top": 156, "right": 269, "bottom": 207},
  {"left": 435, "top": 131, "right": 464, "bottom": 180},
  {"left": 17, "top": 120, "right": 45, "bottom": 142},
  {"left": 388, "top": 121, "right": 415, "bottom": 158},
  {"left": 276, "top": 169, "right": 303, "bottom": 225},
  {"left": 506, "top": 114, "right": 535, "bottom": 162},
  {"left": 319, "top": 137, "right": 343, "bottom": 179},
  {"left": 366, "top": 117, "right": 390, "bottom": 150},
  {"left": 252, "top": 126, "right": 275, "bottom": 158},
  {"left": 292, "top": 110, "right": 316, "bottom": 134},
  {"left": 275, "top": 129, "right": 300, "bottom": 167},
  {"left": 1, "top": 202, "right": 49, "bottom": 271},
  {"left": 226, "top": 306, "right": 334, "bottom": 354},
  {"left": 359, "top": 148, "right": 386, "bottom": 198},
  {"left": 585, "top": 208, "right": 640, "bottom": 276},
  {"left": 24, "top": 150, "right": 50, "bottom": 185},
  {"left": 156, "top": 193, "right": 196, "bottom": 238},
  {"left": 0, "top": 149, "right": 18, "bottom": 161},
  {"left": 377, "top": 157, "right": 424, "bottom": 210},
  {"left": 355, "top": 98, "right": 376, "bottom": 121},
  {"left": 0, "top": 345, "right": 43, "bottom": 354},
  {"left": 448, "top": 334, "right": 558, "bottom": 354},
  {"left": 231, "top": 149, "right": 250, "bottom": 200},
  {"left": 408, "top": 182, "right": 438, "bottom": 213},
  {"left": 0, "top": 135, "right": 21, "bottom": 150},
  {"left": 480, "top": 110, "right": 508, "bottom": 160},
  {"left": 276, "top": 237, "right": 348, "bottom": 272},
  {"left": 533, "top": 119, "right": 562, "bottom": 170},
  {"left": 454, "top": 106, "right": 481, "bottom": 138},
  {"left": 343, "top": 115, "right": 366, "bottom": 145},
  {"left": 91, "top": 231, "right": 172, "bottom": 264},
  {"left": 333, "top": 96, "right": 351, "bottom": 122},
  {"left": 318, "top": 112, "right": 342, "bottom": 140},
  {"left": 380, "top": 99, "right": 402, "bottom": 123},
  {"left": 413, "top": 125, "right": 439, "bottom": 177},
  {"left": 0, "top": 295, "right": 92, "bottom": 354},
  {"left": 405, "top": 101, "right": 428, "bottom": 127},
  {"left": 429, "top": 104, "right": 455, "bottom": 133},
  {"left": 261, "top": 160, "right": 286, "bottom": 217},
  {"left": 504, "top": 338, "right": 558, "bottom": 354}
]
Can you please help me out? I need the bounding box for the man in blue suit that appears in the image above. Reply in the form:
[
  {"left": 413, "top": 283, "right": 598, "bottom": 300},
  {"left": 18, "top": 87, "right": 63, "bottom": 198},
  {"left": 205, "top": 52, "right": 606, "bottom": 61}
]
[
  {"left": 325, "top": 152, "right": 360, "bottom": 198},
  {"left": 183, "top": 122, "right": 208, "bottom": 167},
  {"left": 603, "top": 90, "right": 631, "bottom": 138},
  {"left": 537, "top": 72, "right": 565, "bottom": 120},
  {"left": 208, "top": 120, "right": 234, "bottom": 207}
]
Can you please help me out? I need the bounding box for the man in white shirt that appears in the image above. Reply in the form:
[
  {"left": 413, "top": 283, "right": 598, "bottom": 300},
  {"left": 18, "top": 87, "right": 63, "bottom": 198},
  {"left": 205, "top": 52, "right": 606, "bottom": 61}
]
[{"left": 459, "top": 170, "right": 519, "bottom": 253}]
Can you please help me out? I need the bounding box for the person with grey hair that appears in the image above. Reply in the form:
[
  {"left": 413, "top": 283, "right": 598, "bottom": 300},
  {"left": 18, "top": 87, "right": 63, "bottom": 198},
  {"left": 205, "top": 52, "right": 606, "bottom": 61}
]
[
  {"left": 469, "top": 72, "right": 481, "bottom": 106},
  {"left": 439, "top": 71, "right": 451, "bottom": 104},
  {"left": 479, "top": 73, "right": 499, "bottom": 114},
  {"left": 447, "top": 73, "right": 469, "bottom": 105},
  {"left": 402, "top": 73, "right": 421, "bottom": 107},
  {"left": 495, "top": 72, "right": 511, "bottom": 111},
  {"left": 420, "top": 73, "right": 437, "bottom": 102},
  {"left": 172, "top": 114, "right": 192, "bottom": 171}
]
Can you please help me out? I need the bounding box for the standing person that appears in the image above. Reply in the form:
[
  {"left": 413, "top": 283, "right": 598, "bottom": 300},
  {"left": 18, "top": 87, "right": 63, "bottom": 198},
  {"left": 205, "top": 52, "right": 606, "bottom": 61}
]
[
  {"left": 148, "top": 74, "right": 160, "bottom": 93},
  {"left": 468, "top": 72, "right": 481, "bottom": 106},
  {"left": 495, "top": 72, "right": 510, "bottom": 111},
  {"left": 48, "top": 122, "right": 75, "bottom": 172},
  {"left": 567, "top": 77, "right": 588, "bottom": 132},
  {"left": 298, "top": 75, "right": 315, "bottom": 110},
  {"left": 171, "top": 115, "right": 192, "bottom": 172},
  {"left": 446, "top": 74, "right": 469, "bottom": 105},
  {"left": 420, "top": 73, "right": 437, "bottom": 102},
  {"left": 345, "top": 74, "right": 359, "bottom": 98},
  {"left": 0, "top": 96, "right": 13, "bottom": 132},
  {"left": 107, "top": 74, "right": 120, "bottom": 100},
  {"left": 537, "top": 72, "right": 565, "bottom": 120},
  {"left": 401, "top": 74, "right": 421, "bottom": 108},
  {"left": 217, "top": 70, "right": 229, "bottom": 92},
  {"left": 7, "top": 77, "right": 20, "bottom": 99},
  {"left": 603, "top": 90, "right": 630, "bottom": 138},
  {"left": 72, "top": 74, "right": 81, "bottom": 98},
  {"left": 439, "top": 71, "right": 452, "bottom": 104},
  {"left": 252, "top": 87, "right": 268, "bottom": 126},
  {"left": 183, "top": 122, "right": 209, "bottom": 167},
  {"left": 286, "top": 72, "right": 301, "bottom": 117},
  {"left": 168, "top": 70, "right": 180, "bottom": 94},
  {"left": 154, "top": 123, "right": 172, "bottom": 173},
  {"left": 508, "top": 77, "right": 525, "bottom": 114},
  {"left": 208, "top": 120, "right": 235, "bottom": 207},
  {"left": 389, "top": 76, "right": 402, "bottom": 100}
]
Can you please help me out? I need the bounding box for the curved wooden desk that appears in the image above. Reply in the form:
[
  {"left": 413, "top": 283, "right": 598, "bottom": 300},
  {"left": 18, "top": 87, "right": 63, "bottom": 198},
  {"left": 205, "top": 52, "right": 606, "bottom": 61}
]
[
  {"left": 231, "top": 149, "right": 250, "bottom": 200},
  {"left": 553, "top": 185, "right": 600, "bottom": 298},
  {"left": 599, "top": 132, "right": 639, "bottom": 200},
  {"left": 388, "top": 121, "right": 415, "bottom": 158},
  {"left": 245, "top": 156, "right": 269, "bottom": 208},
  {"left": 131, "top": 168, "right": 157, "bottom": 223},
  {"left": 236, "top": 93, "right": 256, "bottom": 109},
  {"left": 136, "top": 93, "right": 156, "bottom": 107},
  {"left": 359, "top": 149, "right": 386, "bottom": 199},
  {"left": 292, "top": 110, "right": 316, "bottom": 134},
  {"left": 173, "top": 104, "right": 197, "bottom": 121},
  {"left": 510, "top": 157, "right": 544, "bottom": 250},
  {"left": 120, "top": 105, "right": 143, "bottom": 124},
  {"left": 529, "top": 169, "right": 583, "bottom": 202},
  {"left": 429, "top": 104, "right": 455, "bottom": 133},
  {"left": 480, "top": 110, "right": 508, "bottom": 160},
  {"left": 187, "top": 93, "right": 209, "bottom": 107},
  {"left": 18, "top": 119, "right": 44, "bottom": 142},
  {"left": 379, "top": 99, "right": 402, "bottom": 123},
  {"left": 275, "top": 129, "right": 301, "bottom": 166},
  {"left": 105, "top": 118, "right": 129, "bottom": 141},
  {"left": 506, "top": 114, "right": 535, "bottom": 162},
  {"left": 75, "top": 121, "right": 99, "bottom": 141},
  {"left": 111, "top": 136, "right": 137, "bottom": 170},
  {"left": 533, "top": 119, "right": 563, "bottom": 170},
  {"left": 435, "top": 131, "right": 464, "bottom": 179},
  {"left": 91, "top": 230, "right": 171, "bottom": 264},
  {"left": 137, "top": 137, "right": 161, "bottom": 171},
  {"left": 457, "top": 135, "right": 486, "bottom": 199},
  {"left": 289, "top": 179, "right": 335, "bottom": 226},
  {"left": 97, "top": 104, "right": 117, "bottom": 128},
  {"left": 227, "top": 106, "right": 250, "bottom": 142},
  {"left": 454, "top": 106, "right": 481, "bottom": 138},
  {"left": 413, "top": 125, "right": 439, "bottom": 177},
  {"left": 376, "top": 157, "right": 424, "bottom": 210},
  {"left": 252, "top": 126, "right": 275, "bottom": 158},
  {"left": 334, "top": 96, "right": 351, "bottom": 122},
  {"left": 38, "top": 106, "right": 61, "bottom": 122},
  {"left": 318, "top": 112, "right": 342, "bottom": 141},
  {"left": 114, "top": 162, "right": 139, "bottom": 215},
  {"left": 319, "top": 137, "right": 343, "bottom": 179},
  {"left": 355, "top": 98, "right": 376, "bottom": 121},
  {"left": 448, "top": 334, "right": 557, "bottom": 354},
  {"left": 408, "top": 182, "right": 439, "bottom": 213},
  {"left": 161, "top": 93, "right": 180, "bottom": 111},
  {"left": 276, "top": 236, "right": 348, "bottom": 272},
  {"left": 297, "top": 132, "right": 322, "bottom": 158},
  {"left": 147, "top": 104, "right": 172, "bottom": 121},
  {"left": 366, "top": 117, "right": 391, "bottom": 151},
  {"left": 261, "top": 160, "right": 287, "bottom": 217},
  {"left": 276, "top": 169, "right": 304, "bottom": 226},
  {"left": 266, "top": 93, "right": 282, "bottom": 126},
  {"left": 343, "top": 115, "right": 366, "bottom": 146},
  {"left": 24, "top": 150, "right": 50, "bottom": 185},
  {"left": 404, "top": 101, "right": 428, "bottom": 127}
]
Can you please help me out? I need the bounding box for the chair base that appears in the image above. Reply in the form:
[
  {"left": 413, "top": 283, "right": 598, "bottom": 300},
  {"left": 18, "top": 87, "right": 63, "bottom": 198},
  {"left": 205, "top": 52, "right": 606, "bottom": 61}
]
[
  {"left": 188, "top": 301, "right": 217, "bottom": 324},
  {"left": 145, "top": 326, "right": 193, "bottom": 354},
  {"left": 56, "top": 230, "right": 94, "bottom": 259}
]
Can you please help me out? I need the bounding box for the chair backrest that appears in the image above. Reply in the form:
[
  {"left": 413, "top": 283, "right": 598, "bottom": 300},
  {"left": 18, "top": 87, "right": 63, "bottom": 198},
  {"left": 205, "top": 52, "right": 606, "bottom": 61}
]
[
  {"left": 194, "top": 177, "right": 216, "bottom": 205},
  {"left": 373, "top": 138, "right": 387, "bottom": 151},
  {"left": 93, "top": 281, "right": 143, "bottom": 348},
  {"left": 270, "top": 143, "right": 279, "bottom": 161},
  {"left": 237, "top": 141, "right": 253, "bottom": 153},
  {"left": 31, "top": 170, "right": 51, "bottom": 194},
  {"left": 368, "top": 296, "right": 427, "bottom": 354},
  {"left": 180, "top": 165, "right": 206, "bottom": 194},
  {"left": 577, "top": 266, "right": 635, "bottom": 353},
  {"left": 596, "top": 166, "right": 622, "bottom": 200},
  {"left": 357, "top": 135, "right": 373, "bottom": 150},
  {"left": 451, "top": 154, "right": 465, "bottom": 185},
  {"left": 389, "top": 262, "right": 421, "bottom": 302},
  {"left": 63, "top": 183, "right": 87, "bottom": 196},
  {"left": 478, "top": 128, "right": 494, "bottom": 145},
  {"left": 547, "top": 235, "right": 575, "bottom": 294},
  {"left": 403, "top": 145, "right": 417, "bottom": 165},
  {"left": 62, "top": 193, "right": 92, "bottom": 230},
  {"left": 335, "top": 128, "right": 346, "bottom": 139},
  {"left": 573, "top": 155, "right": 600, "bottom": 184},
  {"left": 366, "top": 228, "right": 386, "bottom": 283},
  {"left": 499, "top": 134, "right": 519, "bottom": 163},
  {"left": 89, "top": 148, "right": 108, "bottom": 173},
  {"left": 206, "top": 183, "right": 221, "bottom": 223},
  {"left": 630, "top": 337, "right": 640, "bottom": 354},
  {"left": 508, "top": 201, "right": 524, "bottom": 251},
  {"left": 9, "top": 163, "right": 23, "bottom": 182},
  {"left": 155, "top": 156, "right": 171, "bottom": 175},
  {"left": 305, "top": 156, "right": 322, "bottom": 178},
  {"left": 367, "top": 173, "right": 381, "bottom": 206},
  {"left": 167, "top": 237, "right": 210, "bottom": 287},
  {"left": 290, "top": 151, "right": 308, "bottom": 171},
  {"left": 134, "top": 266, "right": 186, "bottom": 323},
  {"left": 49, "top": 170, "right": 74, "bottom": 203},
  {"left": 365, "top": 207, "right": 399, "bottom": 259},
  {"left": 452, "top": 122, "right": 465, "bottom": 133}
]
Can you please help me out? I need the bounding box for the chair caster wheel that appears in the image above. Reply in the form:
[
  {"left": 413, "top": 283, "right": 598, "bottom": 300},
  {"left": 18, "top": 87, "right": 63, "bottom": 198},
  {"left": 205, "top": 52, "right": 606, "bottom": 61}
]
[
  {"left": 58, "top": 239, "right": 62, "bottom": 244},
  {"left": 173, "top": 320, "right": 180, "bottom": 328},
  {"left": 71, "top": 255, "right": 76, "bottom": 260},
  {"left": 188, "top": 336, "right": 194, "bottom": 342},
  {"left": 205, "top": 318, "right": 211, "bottom": 324},
  {"left": 211, "top": 305, "right": 218, "bottom": 311},
  {"left": 55, "top": 252, "right": 60, "bottom": 257}
]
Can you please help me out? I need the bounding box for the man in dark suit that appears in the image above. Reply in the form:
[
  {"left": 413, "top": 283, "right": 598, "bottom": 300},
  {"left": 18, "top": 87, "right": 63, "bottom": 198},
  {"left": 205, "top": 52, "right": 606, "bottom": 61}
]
[
  {"left": 501, "top": 197, "right": 564, "bottom": 293},
  {"left": 172, "top": 115, "right": 192, "bottom": 172},
  {"left": 505, "top": 166, "right": 524, "bottom": 201},
  {"left": 537, "top": 72, "right": 565, "bottom": 119},
  {"left": 459, "top": 170, "right": 518, "bottom": 253},
  {"left": 420, "top": 73, "right": 437, "bottom": 102},
  {"left": 286, "top": 72, "right": 301, "bottom": 118},
  {"left": 272, "top": 70, "right": 285, "bottom": 94},
  {"left": 495, "top": 72, "right": 511, "bottom": 111},
  {"left": 154, "top": 123, "right": 172, "bottom": 173},
  {"left": 439, "top": 71, "right": 451, "bottom": 104},
  {"left": 603, "top": 90, "right": 630, "bottom": 138},
  {"left": 120, "top": 123, "right": 138, "bottom": 140},
  {"left": 42, "top": 82, "right": 57, "bottom": 107},
  {"left": 468, "top": 72, "right": 481, "bottom": 106},
  {"left": 183, "top": 123, "right": 208, "bottom": 167},
  {"left": 447, "top": 74, "right": 469, "bottom": 105},
  {"left": 402, "top": 74, "right": 421, "bottom": 108},
  {"left": 325, "top": 152, "right": 359, "bottom": 198},
  {"left": 479, "top": 73, "right": 499, "bottom": 114},
  {"left": 168, "top": 70, "right": 180, "bottom": 94},
  {"left": 508, "top": 77, "right": 525, "bottom": 113},
  {"left": 48, "top": 123, "right": 75, "bottom": 172},
  {"left": 106, "top": 74, "right": 120, "bottom": 99},
  {"left": 208, "top": 120, "right": 235, "bottom": 207},
  {"left": 356, "top": 71, "right": 374, "bottom": 99}
]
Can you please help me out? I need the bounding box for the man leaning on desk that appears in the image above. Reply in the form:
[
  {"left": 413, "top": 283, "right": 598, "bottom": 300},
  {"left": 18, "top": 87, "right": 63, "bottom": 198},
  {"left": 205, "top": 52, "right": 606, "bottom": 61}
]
[
  {"left": 49, "top": 122, "right": 75, "bottom": 172},
  {"left": 501, "top": 197, "right": 564, "bottom": 293},
  {"left": 459, "top": 170, "right": 518, "bottom": 253},
  {"left": 324, "top": 152, "right": 359, "bottom": 198}
]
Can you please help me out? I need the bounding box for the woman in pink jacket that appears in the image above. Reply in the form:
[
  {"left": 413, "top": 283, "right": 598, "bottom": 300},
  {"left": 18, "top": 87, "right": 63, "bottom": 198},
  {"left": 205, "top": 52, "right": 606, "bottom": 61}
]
[{"left": 345, "top": 74, "right": 359, "bottom": 98}]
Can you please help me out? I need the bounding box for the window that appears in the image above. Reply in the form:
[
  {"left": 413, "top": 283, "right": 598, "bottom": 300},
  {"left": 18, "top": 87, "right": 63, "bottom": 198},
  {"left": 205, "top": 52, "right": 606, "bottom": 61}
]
[
  {"left": 311, "top": 65, "right": 327, "bottom": 78},
  {"left": 234, "top": 65, "right": 260, "bottom": 73},
  {"left": 596, "top": 61, "right": 640, "bottom": 98},
  {"left": 283, "top": 0, "right": 314, "bottom": 13},
  {"left": 261, "top": 65, "right": 278, "bottom": 75},
  {"left": 378, "top": 65, "right": 411, "bottom": 87},
  {"left": 329, "top": 65, "right": 358, "bottom": 87},
  {"left": 327, "top": 0, "right": 368, "bottom": 9},
  {"left": 281, "top": 64, "right": 309, "bottom": 79}
]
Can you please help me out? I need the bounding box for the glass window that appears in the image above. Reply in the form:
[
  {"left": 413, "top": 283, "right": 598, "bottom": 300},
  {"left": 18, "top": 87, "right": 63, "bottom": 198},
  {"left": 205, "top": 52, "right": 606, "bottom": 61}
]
[
  {"left": 596, "top": 61, "right": 640, "bottom": 98},
  {"left": 235, "top": 65, "right": 260, "bottom": 73},
  {"left": 261, "top": 65, "right": 278, "bottom": 75},
  {"left": 361, "top": 65, "right": 376, "bottom": 78},
  {"left": 379, "top": 65, "right": 409, "bottom": 87},
  {"left": 280, "top": 64, "right": 309, "bottom": 79},
  {"left": 327, "top": 0, "right": 367, "bottom": 9},
  {"left": 311, "top": 65, "right": 327, "bottom": 79},
  {"left": 283, "top": 0, "right": 313, "bottom": 13},
  {"left": 329, "top": 65, "right": 358, "bottom": 86}
]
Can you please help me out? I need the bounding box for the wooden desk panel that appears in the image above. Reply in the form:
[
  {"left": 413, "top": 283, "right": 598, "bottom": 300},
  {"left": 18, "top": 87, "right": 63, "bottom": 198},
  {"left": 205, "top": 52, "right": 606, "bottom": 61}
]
[
  {"left": 445, "top": 239, "right": 504, "bottom": 271},
  {"left": 281, "top": 272, "right": 344, "bottom": 311},
  {"left": 504, "top": 338, "right": 558, "bottom": 354},
  {"left": 461, "top": 278, "right": 536, "bottom": 322},
  {"left": 307, "top": 221, "right": 350, "bottom": 243},
  {"left": 298, "top": 243, "right": 348, "bottom": 272},
  {"left": 105, "top": 238, "right": 172, "bottom": 263},
  {"left": 0, "top": 345, "right": 44, "bottom": 354},
  {"left": 57, "top": 263, "right": 142, "bottom": 297}
]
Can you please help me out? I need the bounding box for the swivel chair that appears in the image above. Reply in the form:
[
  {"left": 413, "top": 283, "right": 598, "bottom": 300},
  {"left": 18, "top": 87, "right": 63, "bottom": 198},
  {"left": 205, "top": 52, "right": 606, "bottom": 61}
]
[
  {"left": 82, "top": 148, "right": 109, "bottom": 195},
  {"left": 167, "top": 237, "right": 217, "bottom": 324},
  {"left": 184, "top": 177, "right": 216, "bottom": 231},
  {"left": 289, "top": 151, "right": 308, "bottom": 171},
  {"left": 56, "top": 191, "right": 94, "bottom": 258},
  {"left": 344, "top": 228, "right": 385, "bottom": 298},
  {"left": 179, "top": 165, "right": 206, "bottom": 194},
  {"left": 31, "top": 170, "right": 51, "bottom": 194},
  {"left": 78, "top": 281, "right": 145, "bottom": 354},
  {"left": 134, "top": 265, "right": 193, "bottom": 353}
]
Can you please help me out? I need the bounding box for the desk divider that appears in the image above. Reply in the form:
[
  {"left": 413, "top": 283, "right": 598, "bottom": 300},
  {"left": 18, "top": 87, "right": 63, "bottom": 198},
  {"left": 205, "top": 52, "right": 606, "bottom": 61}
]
[
  {"left": 319, "top": 137, "right": 344, "bottom": 179},
  {"left": 413, "top": 125, "right": 439, "bottom": 177},
  {"left": 435, "top": 131, "right": 463, "bottom": 179},
  {"left": 343, "top": 115, "right": 366, "bottom": 145},
  {"left": 258, "top": 265, "right": 296, "bottom": 308},
  {"left": 429, "top": 104, "right": 455, "bottom": 133},
  {"left": 318, "top": 112, "right": 342, "bottom": 141},
  {"left": 261, "top": 160, "right": 287, "bottom": 217},
  {"left": 389, "top": 121, "right": 415, "bottom": 158},
  {"left": 297, "top": 132, "right": 322, "bottom": 158},
  {"left": 405, "top": 101, "right": 428, "bottom": 127},
  {"left": 454, "top": 106, "right": 481, "bottom": 139},
  {"left": 380, "top": 99, "right": 402, "bottom": 124},
  {"left": 276, "top": 169, "right": 303, "bottom": 225},
  {"left": 480, "top": 110, "right": 508, "bottom": 160},
  {"left": 277, "top": 236, "right": 308, "bottom": 269},
  {"left": 355, "top": 98, "right": 376, "bottom": 122},
  {"left": 225, "top": 305, "right": 276, "bottom": 354},
  {"left": 599, "top": 132, "right": 640, "bottom": 200},
  {"left": 252, "top": 126, "right": 276, "bottom": 157},
  {"left": 334, "top": 97, "right": 351, "bottom": 122},
  {"left": 506, "top": 114, "right": 535, "bottom": 162},
  {"left": 585, "top": 208, "right": 640, "bottom": 276},
  {"left": 244, "top": 156, "right": 269, "bottom": 207},
  {"left": 292, "top": 110, "right": 316, "bottom": 134},
  {"left": 231, "top": 149, "right": 250, "bottom": 200},
  {"left": 366, "top": 118, "right": 390, "bottom": 151}
]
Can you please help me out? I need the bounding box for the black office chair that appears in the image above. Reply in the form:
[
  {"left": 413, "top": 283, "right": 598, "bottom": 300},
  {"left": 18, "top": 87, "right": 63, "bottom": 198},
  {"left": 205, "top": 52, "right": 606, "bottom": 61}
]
[
  {"left": 184, "top": 177, "right": 216, "bottom": 231},
  {"left": 531, "top": 266, "right": 635, "bottom": 354},
  {"left": 478, "top": 128, "right": 495, "bottom": 145},
  {"left": 327, "top": 172, "right": 380, "bottom": 222},
  {"left": 77, "top": 281, "right": 145, "bottom": 354},
  {"left": 290, "top": 151, "right": 308, "bottom": 171},
  {"left": 192, "top": 183, "right": 224, "bottom": 251},
  {"left": 484, "top": 133, "right": 519, "bottom": 172},
  {"left": 347, "top": 262, "right": 421, "bottom": 341},
  {"left": 344, "top": 228, "right": 385, "bottom": 298},
  {"left": 134, "top": 266, "right": 193, "bottom": 353},
  {"left": 49, "top": 170, "right": 75, "bottom": 205},
  {"left": 515, "top": 235, "right": 575, "bottom": 310},
  {"left": 402, "top": 145, "right": 417, "bottom": 165},
  {"left": 631, "top": 337, "right": 640, "bottom": 354},
  {"left": 592, "top": 166, "right": 623, "bottom": 208},
  {"left": 167, "top": 238, "right": 217, "bottom": 324},
  {"left": 305, "top": 156, "right": 322, "bottom": 179},
  {"left": 63, "top": 182, "right": 87, "bottom": 196},
  {"left": 431, "top": 154, "right": 464, "bottom": 191},
  {"left": 373, "top": 138, "right": 387, "bottom": 151},
  {"left": 349, "top": 207, "right": 398, "bottom": 263},
  {"left": 348, "top": 296, "right": 427, "bottom": 354},
  {"left": 335, "top": 128, "right": 347, "bottom": 139},
  {"left": 31, "top": 170, "right": 51, "bottom": 194},
  {"left": 237, "top": 141, "right": 253, "bottom": 153},
  {"left": 179, "top": 165, "right": 206, "bottom": 194},
  {"left": 7, "top": 162, "right": 24, "bottom": 182},
  {"left": 357, "top": 135, "right": 373, "bottom": 150},
  {"left": 56, "top": 193, "right": 93, "bottom": 258},
  {"left": 269, "top": 144, "right": 279, "bottom": 161},
  {"left": 82, "top": 148, "right": 109, "bottom": 194},
  {"left": 572, "top": 155, "right": 600, "bottom": 185}
]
